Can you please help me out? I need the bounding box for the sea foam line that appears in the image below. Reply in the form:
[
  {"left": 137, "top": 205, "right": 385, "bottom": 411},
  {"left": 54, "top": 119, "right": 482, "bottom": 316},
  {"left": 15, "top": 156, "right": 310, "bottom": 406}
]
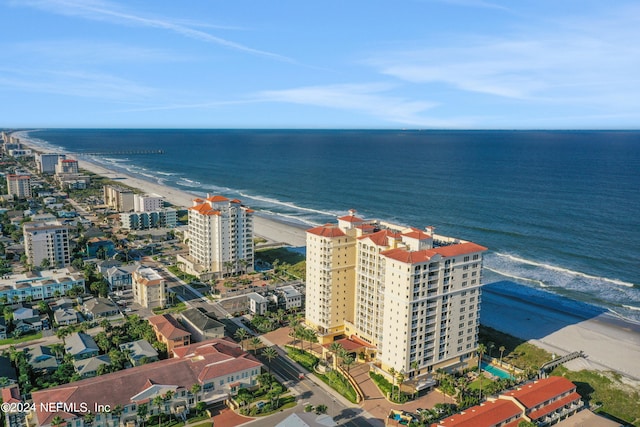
[
  {"left": 238, "top": 191, "right": 339, "bottom": 218},
  {"left": 494, "top": 252, "right": 635, "bottom": 288}
]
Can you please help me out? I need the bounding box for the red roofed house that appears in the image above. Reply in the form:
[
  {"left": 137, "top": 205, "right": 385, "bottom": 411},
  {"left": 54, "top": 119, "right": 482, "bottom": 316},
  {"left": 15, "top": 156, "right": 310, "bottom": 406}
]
[
  {"left": 436, "top": 376, "right": 584, "bottom": 427},
  {"left": 305, "top": 210, "right": 487, "bottom": 392},
  {"left": 177, "top": 195, "right": 254, "bottom": 280},
  {"left": 30, "top": 338, "right": 264, "bottom": 427},
  {"left": 148, "top": 314, "right": 191, "bottom": 355}
]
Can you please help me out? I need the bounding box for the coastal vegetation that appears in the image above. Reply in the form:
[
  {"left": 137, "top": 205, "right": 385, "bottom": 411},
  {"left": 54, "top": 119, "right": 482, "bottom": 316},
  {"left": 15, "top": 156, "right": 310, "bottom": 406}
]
[
  {"left": 551, "top": 366, "right": 640, "bottom": 427},
  {"left": 255, "top": 247, "right": 306, "bottom": 280}
]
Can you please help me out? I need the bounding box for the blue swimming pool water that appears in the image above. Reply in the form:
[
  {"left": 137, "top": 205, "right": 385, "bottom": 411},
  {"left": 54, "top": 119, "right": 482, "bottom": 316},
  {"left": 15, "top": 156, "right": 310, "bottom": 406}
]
[{"left": 481, "top": 362, "right": 514, "bottom": 379}]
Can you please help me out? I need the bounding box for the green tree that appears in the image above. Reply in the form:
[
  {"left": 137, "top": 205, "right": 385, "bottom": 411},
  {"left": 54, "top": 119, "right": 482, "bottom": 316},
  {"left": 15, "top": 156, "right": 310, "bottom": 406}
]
[
  {"left": 137, "top": 403, "right": 148, "bottom": 427},
  {"left": 499, "top": 345, "right": 506, "bottom": 367},
  {"left": 261, "top": 346, "right": 278, "bottom": 374},
  {"left": 250, "top": 337, "right": 262, "bottom": 355},
  {"left": 234, "top": 328, "right": 249, "bottom": 351}
]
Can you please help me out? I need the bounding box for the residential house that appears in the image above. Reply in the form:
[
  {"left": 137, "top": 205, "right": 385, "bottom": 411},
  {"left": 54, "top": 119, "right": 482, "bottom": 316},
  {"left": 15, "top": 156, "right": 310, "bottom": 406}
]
[
  {"left": 82, "top": 297, "right": 119, "bottom": 319},
  {"left": 119, "top": 339, "right": 159, "bottom": 366},
  {"left": 31, "top": 338, "right": 264, "bottom": 427},
  {"left": 276, "top": 285, "right": 303, "bottom": 311},
  {"left": 26, "top": 346, "right": 59, "bottom": 374},
  {"left": 86, "top": 237, "right": 116, "bottom": 259},
  {"left": 179, "top": 308, "right": 225, "bottom": 342},
  {"left": 148, "top": 314, "right": 191, "bottom": 355},
  {"left": 54, "top": 307, "right": 79, "bottom": 326},
  {"left": 65, "top": 332, "right": 100, "bottom": 360},
  {"left": 247, "top": 292, "right": 268, "bottom": 315},
  {"left": 100, "top": 263, "right": 138, "bottom": 291},
  {"left": 0, "top": 318, "right": 7, "bottom": 340},
  {"left": 2, "top": 385, "right": 26, "bottom": 427},
  {"left": 0, "top": 355, "right": 18, "bottom": 385},
  {"left": 73, "top": 355, "right": 111, "bottom": 378}
]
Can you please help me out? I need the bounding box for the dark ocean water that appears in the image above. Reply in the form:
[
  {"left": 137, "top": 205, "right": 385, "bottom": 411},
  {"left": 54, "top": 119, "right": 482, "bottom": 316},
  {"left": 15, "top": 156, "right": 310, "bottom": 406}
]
[{"left": 19, "top": 129, "right": 640, "bottom": 322}]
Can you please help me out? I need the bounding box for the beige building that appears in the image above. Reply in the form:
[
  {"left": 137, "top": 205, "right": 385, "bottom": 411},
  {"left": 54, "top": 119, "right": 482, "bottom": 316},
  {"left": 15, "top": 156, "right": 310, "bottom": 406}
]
[
  {"left": 305, "top": 211, "right": 487, "bottom": 384},
  {"left": 55, "top": 158, "right": 79, "bottom": 175},
  {"left": 6, "top": 174, "right": 31, "bottom": 199},
  {"left": 103, "top": 184, "right": 135, "bottom": 212},
  {"left": 132, "top": 266, "right": 166, "bottom": 309},
  {"left": 178, "top": 195, "right": 254, "bottom": 279},
  {"left": 23, "top": 222, "right": 71, "bottom": 268}
]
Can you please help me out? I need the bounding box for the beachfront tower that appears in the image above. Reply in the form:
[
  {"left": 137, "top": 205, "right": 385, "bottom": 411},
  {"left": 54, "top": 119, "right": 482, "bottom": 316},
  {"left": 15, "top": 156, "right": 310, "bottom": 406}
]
[
  {"left": 304, "top": 211, "right": 487, "bottom": 389},
  {"left": 178, "top": 195, "right": 254, "bottom": 280}
]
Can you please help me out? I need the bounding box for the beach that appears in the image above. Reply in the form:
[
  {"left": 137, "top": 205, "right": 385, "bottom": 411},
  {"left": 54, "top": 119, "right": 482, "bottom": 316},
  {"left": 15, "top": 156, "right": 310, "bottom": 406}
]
[{"left": 19, "top": 135, "right": 640, "bottom": 384}]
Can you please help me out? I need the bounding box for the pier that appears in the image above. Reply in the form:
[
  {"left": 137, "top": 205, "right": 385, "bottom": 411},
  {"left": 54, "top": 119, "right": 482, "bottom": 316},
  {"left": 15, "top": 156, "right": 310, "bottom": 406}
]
[
  {"left": 76, "top": 150, "right": 165, "bottom": 156},
  {"left": 539, "top": 351, "right": 586, "bottom": 378}
]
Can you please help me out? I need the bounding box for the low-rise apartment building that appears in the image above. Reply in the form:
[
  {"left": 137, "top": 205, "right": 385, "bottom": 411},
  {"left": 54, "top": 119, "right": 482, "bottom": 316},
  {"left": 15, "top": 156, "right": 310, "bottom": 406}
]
[
  {"left": 132, "top": 266, "right": 167, "bottom": 309},
  {"left": 0, "top": 268, "right": 85, "bottom": 303}
]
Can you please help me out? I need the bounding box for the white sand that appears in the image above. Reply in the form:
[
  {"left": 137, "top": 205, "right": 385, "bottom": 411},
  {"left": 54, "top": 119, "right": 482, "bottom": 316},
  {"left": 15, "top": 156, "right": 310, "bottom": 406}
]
[{"left": 482, "top": 287, "right": 640, "bottom": 381}]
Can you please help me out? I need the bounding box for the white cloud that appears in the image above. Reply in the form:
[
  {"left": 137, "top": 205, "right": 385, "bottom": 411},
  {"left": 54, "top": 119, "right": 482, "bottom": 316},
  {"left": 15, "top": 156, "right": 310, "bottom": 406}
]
[
  {"left": 13, "top": 0, "right": 294, "bottom": 62},
  {"left": 367, "top": 6, "right": 640, "bottom": 111}
]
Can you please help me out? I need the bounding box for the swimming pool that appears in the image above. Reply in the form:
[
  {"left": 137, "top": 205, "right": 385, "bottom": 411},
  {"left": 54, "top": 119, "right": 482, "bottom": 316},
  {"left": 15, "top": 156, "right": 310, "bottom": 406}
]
[{"left": 481, "top": 362, "right": 514, "bottom": 379}]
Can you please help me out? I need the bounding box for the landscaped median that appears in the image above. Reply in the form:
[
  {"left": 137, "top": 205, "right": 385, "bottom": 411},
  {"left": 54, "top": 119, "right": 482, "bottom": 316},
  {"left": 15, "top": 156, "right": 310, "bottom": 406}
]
[{"left": 285, "top": 345, "right": 359, "bottom": 403}]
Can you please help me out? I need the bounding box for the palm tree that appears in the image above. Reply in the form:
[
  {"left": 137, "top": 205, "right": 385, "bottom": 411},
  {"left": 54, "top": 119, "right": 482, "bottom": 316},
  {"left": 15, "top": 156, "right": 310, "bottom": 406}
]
[
  {"left": 396, "top": 371, "right": 406, "bottom": 401},
  {"left": 262, "top": 346, "right": 278, "bottom": 374},
  {"left": 410, "top": 360, "right": 419, "bottom": 376},
  {"left": 190, "top": 383, "right": 202, "bottom": 400},
  {"left": 152, "top": 395, "right": 164, "bottom": 427},
  {"left": 343, "top": 354, "right": 355, "bottom": 374},
  {"left": 50, "top": 343, "right": 65, "bottom": 360},
  {"left": 250, "top": 337, "right": 262, "bottom": 355},
  {"left": 234, "top": 328, "right": 249, "bottom": 351},
  {"left": 51, "top": 415, "right": 65, "bottom": 427},
  {"left": 83, "top": 412, "right": 95, "bottom": 425},
  {"left": 328, "top": 342, "right": 345, "bottom": 368},
  {"left": 388, "top": 367, "right": 396, "bottom": 399},
  {"left": 304, "top": 329, "right": 318, "bottom": 353},
  {"left": 137, "top": 403, "right": 149, "bottom": 427},
  {"left": 499, "top": 346, "right": 506, "bottom": 367},
  {"left": 477, "top": 343, "right": 487, "bottom": 371},
  {"left": 488, "top": 342, "right": 495, "bottom": 359}
]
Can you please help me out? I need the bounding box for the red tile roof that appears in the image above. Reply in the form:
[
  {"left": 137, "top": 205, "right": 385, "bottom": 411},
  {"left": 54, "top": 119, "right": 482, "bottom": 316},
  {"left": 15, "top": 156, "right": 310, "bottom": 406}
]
[
  {"left": 438, "top": 399, "right": 521, "bottom": 427},
  {"left": 505, "top": 377, "right": 577, "bottom": 409},
  {"left": 338, "top": 214, "right": 365, "bottom": 223},
  {"left": 188, "top": 202, "right": 221, "bottom": 216},
  {"left": 358, "top": 229, "right": 400, "bottom": 246},
  {"left": 527, "top": 392, "right": 582, "bottom": 420},
  {"left": 31, "top": 338, "right": 263, "bottom": 426},
  {"left": 402, "top": 228, "right": 432, "bottom": 240},
  {"left": 382, "top": 247, "right": 436, "bottom": 263},
  {"left": 148, "top": 314, "right": 191, "bottom": 340},
  {"left": 307, "top": 225, "right": 346, "bottom": 238},
  {"left": 1, "top": 385, "right": 21, "bottom": 403},
  {"left": 434, "top": 242, "right": 488, "bottom": 257},
  {"left": 207, "top": 195, "right": 230, "bottom": 202}
]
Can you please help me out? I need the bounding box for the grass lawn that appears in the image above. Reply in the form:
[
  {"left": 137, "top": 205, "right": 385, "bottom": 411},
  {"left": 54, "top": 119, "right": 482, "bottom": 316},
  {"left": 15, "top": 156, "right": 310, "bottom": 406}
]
[
  {"left": 256, "top": 247, "right": 304, "bottom": 265},
  {"left": 480, "top": 325, "right": 552, "bottom": 370},
  {"left": 285, "top": 346, "right": 318, "bottom": 371},
  {"left": 0, "top": 332, "right": 43, "bottom": 345}
]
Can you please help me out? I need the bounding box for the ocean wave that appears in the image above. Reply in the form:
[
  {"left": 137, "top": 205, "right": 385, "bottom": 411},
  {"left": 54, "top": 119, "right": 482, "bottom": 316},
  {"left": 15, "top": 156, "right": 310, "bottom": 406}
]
[
  {"left": 492, "top": 252, "right": 635, "bottom": 288},
  {"left": 483, "top": 267, "right": 547, "bottom": 287},
  {"left": 622, "top": 304, "right": 640, "bottom": 312},
  {"left": 238, "top": 191, "right": 340, "bottom": 219}
]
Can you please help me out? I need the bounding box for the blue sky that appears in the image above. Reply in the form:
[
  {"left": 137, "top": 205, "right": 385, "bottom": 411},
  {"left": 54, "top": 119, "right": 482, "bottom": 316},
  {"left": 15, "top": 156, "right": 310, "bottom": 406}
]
[{"left": 1, "top": 0, "right": 639, "bottom": 129}]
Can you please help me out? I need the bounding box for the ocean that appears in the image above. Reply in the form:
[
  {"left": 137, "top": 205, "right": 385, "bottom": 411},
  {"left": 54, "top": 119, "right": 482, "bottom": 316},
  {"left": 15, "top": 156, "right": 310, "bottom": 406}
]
[{"left": 18, "top": 129, "right": 640, "bottom": 322}]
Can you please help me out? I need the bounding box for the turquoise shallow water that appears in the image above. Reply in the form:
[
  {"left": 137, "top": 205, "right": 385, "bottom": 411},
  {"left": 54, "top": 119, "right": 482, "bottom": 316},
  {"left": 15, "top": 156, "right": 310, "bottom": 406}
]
[
  {"left": 20, "top": 129, "right": 640, "bottom": 322},
  {"left": 481, "top": 362, "right": 514, "bottom": 379}
]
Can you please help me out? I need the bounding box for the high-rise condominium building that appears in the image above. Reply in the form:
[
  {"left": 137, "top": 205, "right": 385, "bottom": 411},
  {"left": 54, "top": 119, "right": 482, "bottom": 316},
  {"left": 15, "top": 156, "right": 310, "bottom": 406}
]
[
  {"left": 178, "top": 195, "right": 254, "bottom": 279},
  {"left": 103, "top": 185, "right": 135, "bottom": 212},
  {"left": 23, "top": 222, "right": 71, "bottom": 268},
  {"left": 37, "top": 153, "right": 65, "bottom": 174},
  {"left": 306, "top": 211, "right": 487, "bottom": 383},
  {"left": 6, "top": 174, "right": 32, "bottom": 199}
]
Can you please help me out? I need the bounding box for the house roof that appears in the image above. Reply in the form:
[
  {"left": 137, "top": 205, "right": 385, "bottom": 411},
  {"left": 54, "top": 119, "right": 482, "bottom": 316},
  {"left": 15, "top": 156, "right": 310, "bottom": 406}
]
[
  {"left": 382, "top": 241, "right": 488, "bottom": 264},
  {"left": 73, "top": 355, "right": 111, "bottom": 376},
  {"left": 83, "top": 297, "right": 118, "bottom": 314},
  {"left": 31, "top": 338, "right": 263, "bottom": 426},
  {"left": 65, "top": 332, "right": 99, "bottom": 356},
  {"left": 437, "top": 399, "right": 522, "bottom": 427},
  {"left": 1, "top": 385, "right": 21, "bottom": 404},
  {"left": 358, "top": 229, "right": 400, "bottom": 246},
  {"left": 148, "top": 314, "right": 191, "bottom": 340},
  {"left": 504, "top": 376, "right": 577, "bottom": 409},
  {"left": 119, "top": 339, "right": 159, "bottom": 360},
  {"left": 180, "top": 308, "right": 224, "bottom": 332},
  {"left": 307, "top": 225, "right": 346, "bottom": 238}
]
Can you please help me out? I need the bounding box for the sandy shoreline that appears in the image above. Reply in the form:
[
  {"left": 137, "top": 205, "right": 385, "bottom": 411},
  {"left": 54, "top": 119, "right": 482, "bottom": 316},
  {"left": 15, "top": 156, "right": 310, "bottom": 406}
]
[
  {"left": 482, "top": 282, "right": 640, "bottom": 381},
  {"left": 17, "top": 133, "right": 640, "bottom": 383}
]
